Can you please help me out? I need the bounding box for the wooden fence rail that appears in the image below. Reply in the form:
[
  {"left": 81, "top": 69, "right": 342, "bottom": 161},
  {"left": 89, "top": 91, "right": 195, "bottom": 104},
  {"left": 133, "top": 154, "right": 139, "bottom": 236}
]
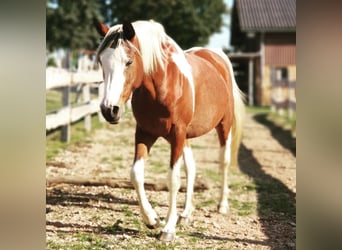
[{"left": 46, "top": 67, "right": 104, "bottom": 142}]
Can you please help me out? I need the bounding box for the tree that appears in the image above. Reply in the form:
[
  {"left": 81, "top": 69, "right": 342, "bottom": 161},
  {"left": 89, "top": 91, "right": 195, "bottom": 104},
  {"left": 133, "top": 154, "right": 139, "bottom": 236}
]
[
  {"left": 46, "top": 0, "right": 102, "bottom": 51},
  {"left": 46, "top": 0, "right": 227, "bottom": 51},
  {"left": 102, "top": 0, "right": 226, "bottom": 49}
]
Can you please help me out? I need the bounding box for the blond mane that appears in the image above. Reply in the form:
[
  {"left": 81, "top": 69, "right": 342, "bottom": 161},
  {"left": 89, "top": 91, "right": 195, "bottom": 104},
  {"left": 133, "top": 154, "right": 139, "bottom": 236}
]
[{"left": 132, "top": 20, "right": 168, "bottom": 74}]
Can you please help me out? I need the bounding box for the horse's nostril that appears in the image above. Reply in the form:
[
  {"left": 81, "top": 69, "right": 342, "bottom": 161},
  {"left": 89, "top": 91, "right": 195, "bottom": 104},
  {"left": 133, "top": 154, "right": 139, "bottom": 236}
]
[{"left": 112, "top": 105, "right": 120, "bottom": 115}]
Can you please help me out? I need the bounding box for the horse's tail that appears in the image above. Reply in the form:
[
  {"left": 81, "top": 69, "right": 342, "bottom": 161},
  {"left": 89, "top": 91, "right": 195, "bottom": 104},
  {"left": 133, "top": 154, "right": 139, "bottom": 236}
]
[
  {"left": 210, "top": 49, "right": 246, "bottom": 167},
  {"left": 229, "top": 59, "right": 246, "bottom": 167}
]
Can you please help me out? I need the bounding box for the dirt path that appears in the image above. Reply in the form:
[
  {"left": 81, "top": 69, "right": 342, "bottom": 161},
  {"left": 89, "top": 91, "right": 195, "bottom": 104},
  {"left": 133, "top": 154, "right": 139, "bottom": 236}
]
[{"left": 46, "top": 111, "right": 296, "bottom": 249}]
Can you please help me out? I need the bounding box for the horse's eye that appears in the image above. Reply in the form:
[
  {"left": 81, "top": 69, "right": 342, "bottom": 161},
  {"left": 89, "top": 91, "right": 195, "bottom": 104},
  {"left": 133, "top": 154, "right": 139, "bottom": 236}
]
[{"left": 125, "top": 60, "right": 133, "bottom": 67}]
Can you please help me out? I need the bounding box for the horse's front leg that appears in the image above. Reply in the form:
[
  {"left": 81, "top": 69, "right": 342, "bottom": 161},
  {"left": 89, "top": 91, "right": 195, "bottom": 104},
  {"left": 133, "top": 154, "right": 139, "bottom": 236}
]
[
  {"left": 160, "top": 129, "right": 185, "bottom": 242},
  {"left": 130, "top": 128, "right": 160, "bottom": 228}
]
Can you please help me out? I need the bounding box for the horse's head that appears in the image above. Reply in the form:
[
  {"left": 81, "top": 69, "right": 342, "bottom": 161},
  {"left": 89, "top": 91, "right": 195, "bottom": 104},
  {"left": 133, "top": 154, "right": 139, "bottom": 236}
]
[{"left": 95, "top": 21, "right": 143, "bottom": 124}]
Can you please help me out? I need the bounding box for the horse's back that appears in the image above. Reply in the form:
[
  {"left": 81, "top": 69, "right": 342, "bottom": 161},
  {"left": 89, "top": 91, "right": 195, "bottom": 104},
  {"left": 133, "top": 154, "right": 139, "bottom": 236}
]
[
  {"left": 186, "top": 48, "right": 232, "bottom": 89},
  {"left": 184, "top": 48, "right": 234, "bottom": 138}
]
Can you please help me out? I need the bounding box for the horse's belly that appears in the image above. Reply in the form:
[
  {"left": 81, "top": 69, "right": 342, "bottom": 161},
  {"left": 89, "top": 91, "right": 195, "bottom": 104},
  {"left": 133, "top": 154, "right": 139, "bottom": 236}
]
[{"left": 186, "top": 107, "right": 225, "bottom": 138}]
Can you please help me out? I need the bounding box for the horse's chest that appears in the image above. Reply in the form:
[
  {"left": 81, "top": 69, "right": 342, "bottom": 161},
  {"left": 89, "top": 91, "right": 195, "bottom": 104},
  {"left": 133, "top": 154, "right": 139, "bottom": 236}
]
[{"left": 132, "top": 98, "right": 172, "bottom": 136}]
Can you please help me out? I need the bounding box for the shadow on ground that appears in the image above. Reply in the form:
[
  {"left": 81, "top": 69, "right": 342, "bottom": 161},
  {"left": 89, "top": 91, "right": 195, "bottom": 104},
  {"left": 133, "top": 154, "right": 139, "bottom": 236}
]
[
  {"left": 253, "top": 113, "right": 296, "bottom": 156},
  {"left": 238, "top": 141, "right": 296, "bottom": 249},
  {"left": 46, "top": 186, "right": 164, "bottom": 239},
  {"left": 46, "top": 187, "right": 138, "bottom": 209}
]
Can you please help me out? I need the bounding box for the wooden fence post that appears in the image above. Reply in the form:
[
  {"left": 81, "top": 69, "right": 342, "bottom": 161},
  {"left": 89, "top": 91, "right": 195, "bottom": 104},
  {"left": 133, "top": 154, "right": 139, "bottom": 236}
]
[
  {"left": 248, "top": 57, "right": 254, "bottom": 106},
  {"left": 288, "top": 81, "right": 296, "bottom": 119},
  {"left": 97, "top": 84, "right": 105, "bottom": 123},
  {"left": 61, "top": 85, "right": 71, "bottom": 142},
  {"left": 46, "top": 68, "right": 104, "bottom": 137},
  {"left": 82, "top": 83, "right": 91, "bottom": 132}
]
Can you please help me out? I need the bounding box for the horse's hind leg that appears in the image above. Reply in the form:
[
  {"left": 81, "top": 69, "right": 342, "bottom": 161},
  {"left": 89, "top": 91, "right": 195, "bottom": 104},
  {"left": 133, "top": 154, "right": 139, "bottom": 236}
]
[
  {"left": 179, "top": 139, "right": 196, "bottom": 224},
  {"left": 131, "top": 127, "right": 160, "bottom": 228},
  {"left": 216, "top": 124, "right": 233, "bottom": 214}
]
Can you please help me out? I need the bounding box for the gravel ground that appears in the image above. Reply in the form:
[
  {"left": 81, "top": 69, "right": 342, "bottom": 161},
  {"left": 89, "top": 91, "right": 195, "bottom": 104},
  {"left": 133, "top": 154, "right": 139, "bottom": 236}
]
[{"left": 46, "top": 111, "right": 296, "bottom": 249}]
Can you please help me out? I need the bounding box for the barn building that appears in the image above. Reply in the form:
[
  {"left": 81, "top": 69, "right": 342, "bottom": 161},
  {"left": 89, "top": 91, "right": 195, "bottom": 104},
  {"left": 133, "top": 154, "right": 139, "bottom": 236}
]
[{"left": 229, "top": 0, "right": 296, "bottom": 111}]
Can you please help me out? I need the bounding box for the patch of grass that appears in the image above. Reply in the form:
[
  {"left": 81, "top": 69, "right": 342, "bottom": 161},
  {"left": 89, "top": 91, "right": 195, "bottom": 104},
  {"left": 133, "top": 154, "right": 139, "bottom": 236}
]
[
  {"left": 46, "top": 240, "right": 63, "bottom": 249},
  {"left": 46, "top": 89, "right": 99, "bottom": 113},
  {"left": 247, "top": 105, "right": 296, "bottom": 135},
  {"left": 122, "top": 205, "right": 133, "bottom": 217},
  {"left": 100, "top": 156, "right": 110, "bottom": 163},
  {"left": 46, "top": 132, "right": 68, "bottom": 160},
  {"left": 149, "top": 200, "right": 160, "bottom": 208},
  {"left": 203, "top": 168, "right": 220, "bottom": 183},
  {"left": 151, "top": 140, "right": 169, "bottom": 153},
  {"left": 196, "top": 198, "right": 216, "bottom": 208},
  {"left": 92, "top": 215, "right": 101, "bottom": 221},
  {"left": 120, "top": 205, "right": 145, "bottom": 231},
  {"left": 246, "top": 105, "right": 270, "bottom": 114},
  {"left": 129, "top": 241, "right": 182, "bottom": 250},
  {"left": 112, "top": 155, "right": 124, "bottom": 161},
  {"left": 149, "top": 160, "right": 167, "bottom": 174},
  {"left": 47, "top": 233, "right": 110, "bottom": 250},
  {"left": 229, "top": 182, "right": 257, "bottom": 193},
  {"left": 268, "top": 111, "right": 296, "bottom": 130},
  {"left": 229, "top": 199, "right": 256, "bottom": 216},
  {"left": 46, "top": 115, "right": 104, "bottom": 160},
  {"left": 46, "top": 90, "right": 63, "bottom": 113},
  {"left": 74, "top": 233, "right": 109, "bottom": 250},
  {"left": 190, "top": 144, "right": 207, "bottom": 150},
  {"left": 103, "top": 219, "right": 124, "bottom": 234},
  {"left": 131, "top": 217, "right": 143, "bottom": 230}
]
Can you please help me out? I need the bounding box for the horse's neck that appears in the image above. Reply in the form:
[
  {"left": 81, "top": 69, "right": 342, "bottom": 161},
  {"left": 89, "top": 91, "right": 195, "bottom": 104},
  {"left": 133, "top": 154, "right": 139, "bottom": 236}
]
[
  {"left": 142, "top": 75, "right": 157, "bottom": 100},
  {"left": 142, "top": 64, "right": 167, "bottom": 102},
  {"left": 142, "top": 61, "right": 185, "bottom": 113}
]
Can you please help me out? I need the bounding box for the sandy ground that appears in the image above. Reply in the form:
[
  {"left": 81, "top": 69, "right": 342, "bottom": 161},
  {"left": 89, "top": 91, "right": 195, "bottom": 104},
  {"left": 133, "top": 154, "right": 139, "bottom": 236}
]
[{"left": 46, "top": 112, "right": 296, "bottom": 249}]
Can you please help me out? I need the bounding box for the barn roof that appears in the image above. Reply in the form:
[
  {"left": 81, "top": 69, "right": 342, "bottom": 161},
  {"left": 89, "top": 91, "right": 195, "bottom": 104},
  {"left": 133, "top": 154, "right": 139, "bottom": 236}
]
[{"left": 236, "top": 0, "right": 296, "bottom": 32}]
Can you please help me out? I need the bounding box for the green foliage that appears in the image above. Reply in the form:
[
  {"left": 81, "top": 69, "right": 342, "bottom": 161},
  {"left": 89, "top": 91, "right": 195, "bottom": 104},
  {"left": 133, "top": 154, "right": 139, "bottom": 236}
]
[
  {"left": 47, "top": 0, "right": 227, "bottom": 51},
  {"left": 103, "top": 0, "right": 227, "bottom": 49},
  {"left": 47, "top": 57, "right": 57, "bottom": 67},
  {"left": 46, "top": 0, "right": 102, "bottom": 51}
]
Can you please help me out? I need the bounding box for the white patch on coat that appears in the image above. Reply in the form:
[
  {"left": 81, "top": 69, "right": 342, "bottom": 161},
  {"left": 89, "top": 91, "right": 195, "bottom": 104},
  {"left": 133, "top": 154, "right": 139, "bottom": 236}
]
[
  {"left": 131, "top": 158, "right": 159, "bottom": 226},
  {"left": 181, "top": 146, "right": 196, "bottom": 218},
  {"left": 162, "top": 156, "right": 183, "bottom": 233},
  {"left": 170, "top": 44, "right": 195, "bottom": 112},
  {"left": 218, "top": 130, "right": 233, "bottom": 214}
]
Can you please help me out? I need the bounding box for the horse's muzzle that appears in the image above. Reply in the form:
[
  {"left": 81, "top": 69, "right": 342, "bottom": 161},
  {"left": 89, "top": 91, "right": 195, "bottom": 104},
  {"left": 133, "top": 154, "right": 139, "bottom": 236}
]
[{"left": 100, "top": 104, "right": 121, "bottom": 124}]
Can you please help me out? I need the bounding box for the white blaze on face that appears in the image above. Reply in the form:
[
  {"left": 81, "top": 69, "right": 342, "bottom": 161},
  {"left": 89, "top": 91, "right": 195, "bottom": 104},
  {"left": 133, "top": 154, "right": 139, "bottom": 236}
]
[{"left": 100, "top": 46, "right": 128, "bottom": 108}]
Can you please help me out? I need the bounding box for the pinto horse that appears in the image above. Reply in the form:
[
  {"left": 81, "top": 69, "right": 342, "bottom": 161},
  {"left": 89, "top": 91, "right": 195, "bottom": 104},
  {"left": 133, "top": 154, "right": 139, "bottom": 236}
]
[{"left": 94, "top": 20, "right": 245, "bottom": 241}]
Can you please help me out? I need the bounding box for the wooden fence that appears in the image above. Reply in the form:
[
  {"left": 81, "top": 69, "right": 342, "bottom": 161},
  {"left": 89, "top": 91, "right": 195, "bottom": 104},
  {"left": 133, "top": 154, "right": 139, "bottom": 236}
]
[
  {"left": 46, "top": 67, "right": 104, "bottom": 142},
  {"left": 270, "top": 79, "right": 296, "bottom": 119}
]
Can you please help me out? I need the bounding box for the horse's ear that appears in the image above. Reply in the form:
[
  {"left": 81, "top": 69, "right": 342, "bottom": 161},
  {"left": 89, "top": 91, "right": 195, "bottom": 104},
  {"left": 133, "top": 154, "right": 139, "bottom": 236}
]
[
  {"left": 122, "top": 21, "right": 135, "bottom": 40},
  {"left": 93, "top": 17, "right": 109, "bottom": 37}
]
